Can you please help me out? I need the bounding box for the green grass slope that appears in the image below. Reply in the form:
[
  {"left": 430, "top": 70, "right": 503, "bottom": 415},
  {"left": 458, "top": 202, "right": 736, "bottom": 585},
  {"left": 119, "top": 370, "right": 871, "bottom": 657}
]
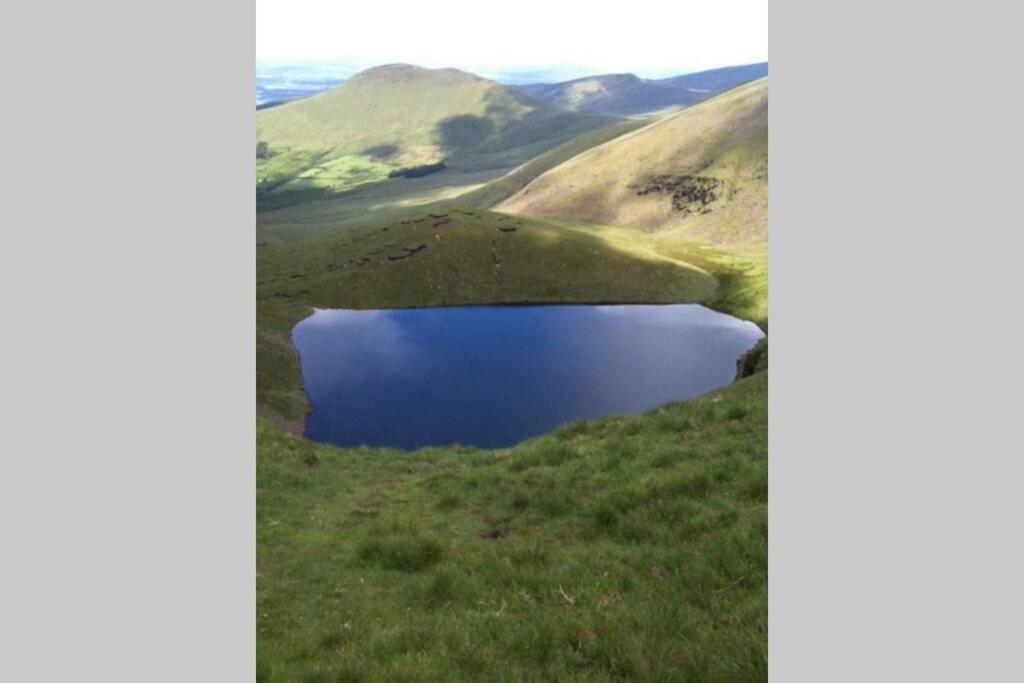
[
  {"left": 456, "top": 119, "right": 647, "bottom": 208},
  {"left": 256, "top": 65, "right": 619, "bottom": 210},
  {"left": 498, "top": 79, "right": 768, "bottom": 245},
  {"left": 257, "top": 209, "right": 719, "bottom": 426},
  {"left": 254, "top": 119, "right": 646, "bottom": 233},
  {"left": 258, "top": 369, "right": 767, "bottom": 681}
]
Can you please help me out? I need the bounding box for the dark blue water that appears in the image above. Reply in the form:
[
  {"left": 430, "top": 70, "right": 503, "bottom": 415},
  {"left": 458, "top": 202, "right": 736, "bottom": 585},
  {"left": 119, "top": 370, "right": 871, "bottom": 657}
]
[{"left": 293, "top": 305, "right": 764, "bottom": 450}]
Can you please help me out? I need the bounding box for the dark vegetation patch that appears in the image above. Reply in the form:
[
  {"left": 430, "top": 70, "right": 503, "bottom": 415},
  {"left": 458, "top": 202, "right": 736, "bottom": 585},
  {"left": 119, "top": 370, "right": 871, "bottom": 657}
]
[
  {"left": 362, "top": 144, "right": 400, "bottom": 160},
  {"left": 735, "top": 338, "right": 768, "bottom": 379},
  {"left": 481, "top": 524, "right": 505, "bottom": 540},
  {"left": 357, "top": 534, "right": 444, "bottom": 572},
  {"left": 255, "top": 100, "right": 288, "bottom": 111},
  {"left": 428, "top": 213, "right": 454, "bottom": 228},
  {"left": 387, "top": 244, "right": 428, "bottom": 261},
  {"left": 388, "top": 161, "right": 448, "bottom": 179},
  {"left": 632, "top": 175, "right": 723, "bottom": 215},
  {"left": 257, "top": 186, "right": 336, "bottom": 212}
]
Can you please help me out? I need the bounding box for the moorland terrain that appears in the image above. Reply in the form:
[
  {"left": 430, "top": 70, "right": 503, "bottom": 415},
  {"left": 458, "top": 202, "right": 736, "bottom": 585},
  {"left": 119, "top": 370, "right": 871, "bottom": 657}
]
[{"left": 257, "top": 62, "right": 768, "bottom": 681}]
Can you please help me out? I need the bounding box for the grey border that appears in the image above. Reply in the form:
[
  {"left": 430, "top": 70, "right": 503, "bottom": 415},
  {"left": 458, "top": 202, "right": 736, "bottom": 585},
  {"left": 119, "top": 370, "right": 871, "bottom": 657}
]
[
  {"left": 4, "top": 0, "right": 1021, "bottom": 680},
  {"left": 770, "top": 3, "right": 1021, "bottom": 681},
  {"left": 2, "top": 0, "right": 254, "bottom": 679}
]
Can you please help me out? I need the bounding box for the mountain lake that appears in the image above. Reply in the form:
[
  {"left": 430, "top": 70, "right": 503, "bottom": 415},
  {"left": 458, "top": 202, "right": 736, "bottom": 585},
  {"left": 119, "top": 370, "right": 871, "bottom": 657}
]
[{"left": 293, "top": 304, "right": 764, "bottom": 450}]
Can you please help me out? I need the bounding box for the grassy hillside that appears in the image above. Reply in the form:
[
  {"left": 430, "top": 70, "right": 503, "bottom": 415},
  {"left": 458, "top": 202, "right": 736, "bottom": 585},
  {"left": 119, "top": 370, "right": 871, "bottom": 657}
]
[
  {"left": 558, "top": 222, "right": 768, "bottom": 327},
  {"left": 456, "top": 120, "right": 647, "bottom": 208},
  {"left": 255, "top": 120, "right": 645, "bottom": 233},
  {"left": 258, "top": 369, "right": 767, "bottom": 682},
  {"left": 256, "top": 65, "right": 618, "bottom": 210},
  {"left": 515, "top": 63, "right": 767, "bottom": 116},
  {"left": 499, "top": 79, "right": 768, "bottom": 245}
]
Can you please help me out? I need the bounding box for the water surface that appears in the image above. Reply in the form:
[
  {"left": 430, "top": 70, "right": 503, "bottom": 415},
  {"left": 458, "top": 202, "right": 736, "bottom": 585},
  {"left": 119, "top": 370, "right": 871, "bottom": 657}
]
[{"left": 294, "top": 305, "right": 763, "bottom": 450}]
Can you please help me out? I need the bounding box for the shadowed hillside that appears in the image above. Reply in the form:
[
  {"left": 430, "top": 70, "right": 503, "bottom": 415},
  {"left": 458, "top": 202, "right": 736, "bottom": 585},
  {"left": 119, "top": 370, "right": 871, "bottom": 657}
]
[
  {"left": 499, "top": 79, "right": 767, "bottom": 244},
  {"left": 516, "top": 63, "right": 767, "bottom": 116}
]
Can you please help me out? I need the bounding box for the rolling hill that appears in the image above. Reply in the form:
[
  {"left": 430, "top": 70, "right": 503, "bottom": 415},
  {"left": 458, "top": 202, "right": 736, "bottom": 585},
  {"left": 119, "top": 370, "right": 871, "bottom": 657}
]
[
  {"left": 498, "top": 78, "right": 768, "bottom": 245},
  {"left": 256, "top": 64, "right": 619, "bottom": 208},
  {"left": 515, "top": 62, "right": 767, "bottom": 116}
]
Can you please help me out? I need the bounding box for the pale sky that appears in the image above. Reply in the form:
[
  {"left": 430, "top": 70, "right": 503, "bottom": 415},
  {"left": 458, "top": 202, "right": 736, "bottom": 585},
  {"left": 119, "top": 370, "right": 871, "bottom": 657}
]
[{"left": 257, "top": 0, "right": 767, "bottom": 78}]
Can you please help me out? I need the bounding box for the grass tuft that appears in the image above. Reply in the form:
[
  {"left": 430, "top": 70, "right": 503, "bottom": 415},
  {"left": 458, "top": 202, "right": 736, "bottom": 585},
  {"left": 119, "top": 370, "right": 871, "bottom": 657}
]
[{"left": 357, "top": 535, "right": 444, "bottom": 572}]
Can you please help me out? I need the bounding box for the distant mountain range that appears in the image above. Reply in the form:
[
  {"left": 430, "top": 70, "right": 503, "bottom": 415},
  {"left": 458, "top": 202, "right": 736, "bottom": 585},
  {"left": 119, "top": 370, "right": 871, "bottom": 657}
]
[
  {"left": 256, "top": 63, "right": 769, "bottom": 228},
  {"left": 255, "top": 63, "right": 617, "bottom": 108},
  {"left": 255, "top": 62, "right": 767, "bottom": 114},
  {"left": 256, "top": 78, "right": 344, "bottom": 108},
  {"left": 256, "top": 61, "right": 359, "bottom": 106},
  {"left": 513, "top": 62, "right": 767, "bottom": 116}
]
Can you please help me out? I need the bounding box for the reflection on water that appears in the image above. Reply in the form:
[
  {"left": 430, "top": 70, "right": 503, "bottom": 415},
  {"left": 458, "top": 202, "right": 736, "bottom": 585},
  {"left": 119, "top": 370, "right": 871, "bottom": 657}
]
[{"left": 293, "top": 305, "right": 764, "bottom": 450}]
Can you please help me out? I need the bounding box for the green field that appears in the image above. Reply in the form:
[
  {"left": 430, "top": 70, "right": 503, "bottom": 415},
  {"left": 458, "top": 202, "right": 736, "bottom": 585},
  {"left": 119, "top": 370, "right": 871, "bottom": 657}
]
[
  {"left": 258, "top": 371, "right": 766, "bottom": 682},
  {"left": 256, "top": 67, "right": 769, "bottom": 680}
]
